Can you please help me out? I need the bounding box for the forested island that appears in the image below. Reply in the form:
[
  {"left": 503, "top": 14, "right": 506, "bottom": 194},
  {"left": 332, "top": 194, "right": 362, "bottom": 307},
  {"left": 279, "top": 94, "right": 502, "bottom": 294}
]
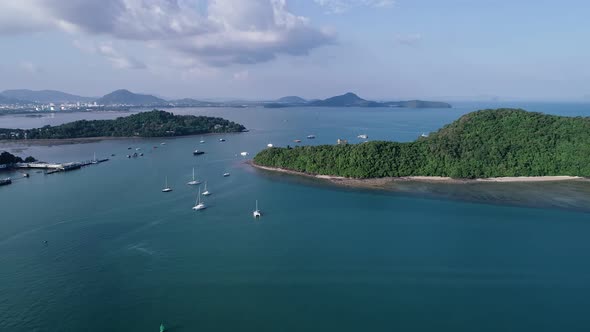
[
  {"left": 0, "top": 110, "right": 245, "bottom": 140},
  {"left": 265, "top": 92, "right": 451, "bottom": 109},
  {"left": 253, "top": 109, "right": 590, "bottom": 179}
]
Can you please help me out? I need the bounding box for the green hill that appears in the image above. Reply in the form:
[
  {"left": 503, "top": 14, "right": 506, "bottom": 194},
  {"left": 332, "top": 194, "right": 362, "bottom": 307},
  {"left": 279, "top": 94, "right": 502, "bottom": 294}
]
[
  {"left": 96, "top": 89, "right": 167, "bottom": 105},
  {"left": 1, "top": 89, "right": 94, "bottom": 103},
  {"left": 253, "top": 108, "right": 590, "bottom": 178},
  {"left": 0, "top": 110, "right": 245, "bottom": 139}
]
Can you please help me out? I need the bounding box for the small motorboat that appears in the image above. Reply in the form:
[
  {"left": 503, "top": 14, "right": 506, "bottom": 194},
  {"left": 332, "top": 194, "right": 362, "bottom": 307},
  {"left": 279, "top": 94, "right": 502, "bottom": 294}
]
[
  {"left": 200, "top": 137, "right": 205, "bottom": 144},
  {"left": 160, "top": 142, "right": 166, "bottom": 145},
  {"left": 294, "top": 139, "right": 301, "bottom": 143},
  {"left": 267, "top": 143, "right": 273, "bottom": 148},
  {"left": 193, "top": 150, "right": 205, "bottom": 155},
  {"left": 219, "top": 138, "right": 226, "bottom": 142},
  {"left": 240, "top": 152, "right": 249, "bottom": 157},
  {"left": 223, "top": 172, "right": 230, "bottom": 177},
  {"left": 307, "top": 135, "right": 316, "bottom": 139}
]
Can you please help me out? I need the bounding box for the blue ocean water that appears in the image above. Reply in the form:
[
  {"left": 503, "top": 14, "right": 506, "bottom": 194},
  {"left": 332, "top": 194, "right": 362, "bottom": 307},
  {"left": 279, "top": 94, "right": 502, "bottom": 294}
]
[{"left": 1, "top": 103, "right": 590, "bottom": 331}]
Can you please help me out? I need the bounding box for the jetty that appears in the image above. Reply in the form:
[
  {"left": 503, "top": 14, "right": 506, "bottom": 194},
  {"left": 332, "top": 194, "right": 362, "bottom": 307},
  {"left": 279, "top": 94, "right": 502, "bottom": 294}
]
[{"left": 15, "top": 158, "right": 109, "bottom": 174}]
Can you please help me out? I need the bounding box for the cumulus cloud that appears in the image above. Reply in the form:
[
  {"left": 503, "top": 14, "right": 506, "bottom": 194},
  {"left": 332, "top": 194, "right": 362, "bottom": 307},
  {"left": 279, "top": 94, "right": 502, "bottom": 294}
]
[
  {"left": 314, "top": 0, "right": 394, "bottom": 14},
  {"left": 0, "top": 0, "right": 335, "bottom": 67},
  {"left": 394, "top": 33, "right": 422, "bottom": 46}
]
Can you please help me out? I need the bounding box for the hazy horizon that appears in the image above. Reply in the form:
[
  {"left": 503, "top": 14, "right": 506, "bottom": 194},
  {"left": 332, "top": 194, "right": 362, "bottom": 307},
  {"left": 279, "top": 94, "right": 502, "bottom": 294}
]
[{"left": 1, "top": 0, "right": 589, "bottom": 101}]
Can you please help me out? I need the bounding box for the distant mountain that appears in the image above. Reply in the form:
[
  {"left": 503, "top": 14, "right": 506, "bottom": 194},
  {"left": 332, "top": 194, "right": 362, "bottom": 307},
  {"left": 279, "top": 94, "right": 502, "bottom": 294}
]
[
  {"left": 276, "top": 96, "right": 307, "bottom": 104},
  {"left": 0, "top": 94, "right": 30, "bottom": 105},
  {"left": 1, "top": 89, "right": 94, "bottom": 103},
  {"left": 308, "top": 92, "right": 451, "bottom": 108},
  {"left": 96, "top": 89, "right": 167, "bottom": 106},
  {"left": 382, "top": 100, "right": 452, "bottom": 108},
  {"left": 309, "top": 92, "right": 380, "bottom": 107},
  {"left": 168, "top": 98, "right": 219, "bottom": 107}
]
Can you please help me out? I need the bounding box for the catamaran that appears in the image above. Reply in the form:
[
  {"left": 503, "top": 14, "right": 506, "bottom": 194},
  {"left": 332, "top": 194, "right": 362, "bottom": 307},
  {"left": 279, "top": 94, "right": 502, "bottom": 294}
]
[
  {"left": 162, "top": 176, "right": 172, "bottom": 192},
  {"left": 193, "top": 187, "right": 207, "bottom": 210},
  {"left": 253, "top": 200, "right": 261, "bottom": 218},
  {"left": 187, "top": 168, "right": 200, "bottom": 185},
  {"left": 202, "top": 182, "right": 211, "bottom": 196}
]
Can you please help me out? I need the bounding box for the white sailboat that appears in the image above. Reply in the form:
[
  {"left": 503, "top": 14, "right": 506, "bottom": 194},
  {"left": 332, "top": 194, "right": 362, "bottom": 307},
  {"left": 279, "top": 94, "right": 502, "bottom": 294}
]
[
  {"left": 187, "top": 168, "right": 201, "bottom": 185},
  {"left": 192, "top": 187, "right": 207, "bottom": 210},
  {"left": 253, "top": 200, "right": 261, "bottom": 218},
  {"left": 91, "top": 152, "right": 98, "bottom": 164},
  {"left": 162, "top": 176, "right": 172, "bottom": 192},
  {"left": 200, "top": 137, "right": 205, "bottom": 144},
  {"left": 202, "top": 182, "right": 211, "bottom": 196}
]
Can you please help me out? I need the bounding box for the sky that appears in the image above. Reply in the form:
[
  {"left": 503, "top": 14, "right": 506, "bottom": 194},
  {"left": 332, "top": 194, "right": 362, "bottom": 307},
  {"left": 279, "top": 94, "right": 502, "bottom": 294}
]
[{"left": 0, "top": 0, "right": 589, "bottom": 101}]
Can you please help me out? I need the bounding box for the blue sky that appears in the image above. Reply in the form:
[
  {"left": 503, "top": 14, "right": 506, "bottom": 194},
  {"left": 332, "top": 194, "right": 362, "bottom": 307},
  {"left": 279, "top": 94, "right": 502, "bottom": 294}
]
[{"left": 0, "top": 0, "right": 588, "bottom": 101}]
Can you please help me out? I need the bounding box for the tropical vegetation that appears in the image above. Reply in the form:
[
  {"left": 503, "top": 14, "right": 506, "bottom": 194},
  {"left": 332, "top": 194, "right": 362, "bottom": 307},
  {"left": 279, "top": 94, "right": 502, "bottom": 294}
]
[
  {"left": 0, "top": 110, "right": 245, "bottom": 139},
  {"left": 254, "top": 108, "right": 590, "bottom": 178}
]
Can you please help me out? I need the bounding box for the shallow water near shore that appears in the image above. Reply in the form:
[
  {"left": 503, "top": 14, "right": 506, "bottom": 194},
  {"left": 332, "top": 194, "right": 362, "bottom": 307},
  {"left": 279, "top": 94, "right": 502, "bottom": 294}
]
[{"left": 2, "top": 103, "right": 590, "bottom": 331}]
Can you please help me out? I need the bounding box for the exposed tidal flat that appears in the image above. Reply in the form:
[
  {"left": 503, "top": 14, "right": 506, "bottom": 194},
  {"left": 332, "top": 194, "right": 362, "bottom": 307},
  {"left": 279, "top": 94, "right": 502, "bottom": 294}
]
[{"left": 2, "top": 103, "right": 590, "bottom": 331}]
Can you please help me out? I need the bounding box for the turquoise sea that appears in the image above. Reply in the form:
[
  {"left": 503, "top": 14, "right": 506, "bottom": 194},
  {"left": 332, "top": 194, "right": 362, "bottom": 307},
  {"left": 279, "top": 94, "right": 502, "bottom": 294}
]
[{"left": 2, "top": 102, "right": 590, "bottom": 331}]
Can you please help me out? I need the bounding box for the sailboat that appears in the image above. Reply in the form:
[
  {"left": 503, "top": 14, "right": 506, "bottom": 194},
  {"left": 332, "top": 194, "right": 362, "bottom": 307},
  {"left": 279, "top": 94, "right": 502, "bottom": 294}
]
[
  {"left": 162, "top": 176, "right": 172, "bottom": 192},
  {"left": 202, "top": 181, "right": 211, "bottom": 196},
  {"left": 192, "top": 187, "right": 207, "bottom": 210},
  {"left": 253, "top": 200, "right": 261, "bottom": 218},
  {"left": 200, "top": 137, "right": 205, "bottom": 144},
  {"left": 91, "top": 152, "right": 98, "bottom": 164},
  {"left": 187, "top": 168, "right": 201, "bottom": 185}
]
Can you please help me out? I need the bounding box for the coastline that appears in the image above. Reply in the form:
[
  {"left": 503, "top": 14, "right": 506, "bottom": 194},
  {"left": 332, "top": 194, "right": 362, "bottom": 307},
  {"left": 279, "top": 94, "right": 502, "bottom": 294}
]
[
  {"left": 0, "top": 132, "right": 242, "bottom": 147},
  {"left": 248, "top": 161, "right": 585, "bottom": 188}
]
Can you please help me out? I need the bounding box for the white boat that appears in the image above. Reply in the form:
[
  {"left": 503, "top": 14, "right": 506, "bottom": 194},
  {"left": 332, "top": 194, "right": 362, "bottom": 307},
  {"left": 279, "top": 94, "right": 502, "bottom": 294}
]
[
  {"left": 267, "top": 143, "right": 273, "bottom": 148},
  {"left": 160, "top": 142, "right": 166, "bottom": 145},
  {"left": 192, "top": 187, "right": 207, "bottom": 210},
  {"left": 187, "top": 168, "right": 201, "bottom": 185},
  {"left": 421, "top": 132, "right": 429, "bottom": 138},
  {"left": 202, "top": 182, "right": 211, "bottom": 196},
  {"left": 357, "top": 134, "right": 368, "bottom": 139},
  {"left": 200, "top": 137, "right": 205, "bottom": 144},
  {"left": 136, "top": 147, "right": 141, "bottom": 151},
  {"left": 307, "top": 134, "right": 316, "bottom": 139},
  {"left": 253, "top": 200, "right": 261, "bottom": 218},
  {"left": 223, "top": 172, "right": 230, "bottom": 177},
  {"left": 240, "top": 152, "right": 249, "bottom": 157},
  {"left": 219, "top": 138, "right": 226, "bottom": 142},
  {"left": 162, "top": 176, "right": 172, "bottom": 192},
  {"left": 91, "top": 152, "right": 98, "bottom": 164}
]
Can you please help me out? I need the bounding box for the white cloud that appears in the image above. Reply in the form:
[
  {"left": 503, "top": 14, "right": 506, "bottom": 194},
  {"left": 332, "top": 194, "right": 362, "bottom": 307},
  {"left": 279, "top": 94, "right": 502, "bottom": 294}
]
[
  {"left": 19, "top": 61, "right": 43, "bottom": 74},
  {"left": 232, "top": 70, "right": 249, "bottom": 81},
  {"left": 1, "top": 0, "right": 335, "bottom": 67},
  {"left": 314, "top": 0, "right": 394, "bottom": 14},
  {"left": 394, "top": 33, "right": 422, "bottom": 46},
  {"left": 73, "top": 40, "right": 146, "bottom": 69}
]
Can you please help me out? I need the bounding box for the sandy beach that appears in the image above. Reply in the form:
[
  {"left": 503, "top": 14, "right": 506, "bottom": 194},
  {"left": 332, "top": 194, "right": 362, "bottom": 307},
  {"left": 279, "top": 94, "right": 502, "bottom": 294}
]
[{"left": 248, "top": 161, "right": 585, "bottom": 188}]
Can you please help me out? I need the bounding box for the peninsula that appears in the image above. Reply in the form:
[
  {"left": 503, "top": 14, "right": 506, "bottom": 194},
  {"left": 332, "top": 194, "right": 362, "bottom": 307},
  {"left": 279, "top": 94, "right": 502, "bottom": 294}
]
[
  {"left": 253, "top": 108, "right": 590, "bottom": 182},
  {"left": 0, "top": 110, "right": 245, "bottom": 140}
]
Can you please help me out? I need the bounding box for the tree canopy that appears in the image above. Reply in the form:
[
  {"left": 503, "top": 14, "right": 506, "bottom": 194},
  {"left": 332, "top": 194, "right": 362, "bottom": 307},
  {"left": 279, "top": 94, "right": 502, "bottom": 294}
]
[
  {"left": 0, "top": 110, "right": 245, "bottom": 139},
  {"left": 253, "top": 108, "right": 590, "bottom": 178}
]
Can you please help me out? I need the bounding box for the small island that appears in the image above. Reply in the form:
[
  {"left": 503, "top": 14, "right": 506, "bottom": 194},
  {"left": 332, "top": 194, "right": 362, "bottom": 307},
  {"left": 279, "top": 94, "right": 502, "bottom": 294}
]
[
  {"left": 0, "top": 110, "right": 245, "bottom": 140},
  {"left": 265, "top": 92, "right": 451, "bottom": 109},
  {"left": 253, "top": 108, "right": 590, "bottom": 183}
]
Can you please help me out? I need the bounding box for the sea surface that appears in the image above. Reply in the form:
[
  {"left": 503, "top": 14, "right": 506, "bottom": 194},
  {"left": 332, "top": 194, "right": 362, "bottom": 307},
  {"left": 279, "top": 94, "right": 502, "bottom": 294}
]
[{"left": 1, "top": 102, "right": 590, "bottom": 331}]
